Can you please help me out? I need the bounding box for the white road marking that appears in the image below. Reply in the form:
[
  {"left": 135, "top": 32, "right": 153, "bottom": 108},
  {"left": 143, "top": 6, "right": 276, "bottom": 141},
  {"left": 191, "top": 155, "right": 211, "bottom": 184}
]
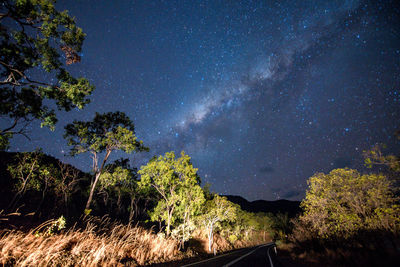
[
  {"left": 181, "top": 248, "right": 247, "bottom": 267},
  {"left": 182, "top": 242, "right": 275, "bottom": 267},
  {"left": 267, "top": 245, "right": 275, "bottom": 267},
  {"left": 223, "top": 242, "right": 274, "bottom": 267}
]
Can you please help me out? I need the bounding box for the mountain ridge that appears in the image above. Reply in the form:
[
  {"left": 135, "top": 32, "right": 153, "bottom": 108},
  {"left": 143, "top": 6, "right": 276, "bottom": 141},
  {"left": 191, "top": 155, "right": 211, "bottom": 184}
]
[{"left": 223, "top": 194, "right": 301, "bottom": 217}]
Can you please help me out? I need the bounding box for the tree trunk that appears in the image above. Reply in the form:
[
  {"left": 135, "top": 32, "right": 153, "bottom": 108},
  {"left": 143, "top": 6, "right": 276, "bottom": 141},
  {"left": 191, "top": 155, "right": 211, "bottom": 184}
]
[
  {"left": 129, "top": 196, "right": 135, "bottom": 223},
  {"left": 85, "top": 171, "right": 101, "bottom": 211},
  {"left": 166, "top": 210, "right": 171, "bottom": 236},
  {"left": 85, "top": 150, "right": 111, "bottom": 213},
  {"left": 134, "top": 198, "right": 139, "bottom": 218},
  {"left": 8, "top": 179, "right": 28, "bottom": 211},
  {"left": 208, "top": 225, "right": 213, "bottom": 252},
  {"left": 8, "top": 191, "right": 22, "bottom": 211},
  {"left": 35, "top": 181, "right": 48, "bottom": 216},
  {"left": 64, "top": 193, "right": 69, "bottom": 217},
  {"left": 116, "top": 189, "right": 122, "bottom": 215}
]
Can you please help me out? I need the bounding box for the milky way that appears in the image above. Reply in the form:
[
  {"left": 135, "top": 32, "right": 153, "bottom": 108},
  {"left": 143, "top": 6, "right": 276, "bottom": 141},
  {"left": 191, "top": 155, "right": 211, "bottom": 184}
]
[{"left": 7, "top": 0, "right": 400, "bottom": 201}]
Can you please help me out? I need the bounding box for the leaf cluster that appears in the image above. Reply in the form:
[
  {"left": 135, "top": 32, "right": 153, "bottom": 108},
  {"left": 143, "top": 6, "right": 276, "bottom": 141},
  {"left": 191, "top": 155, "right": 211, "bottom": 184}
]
[
  {"left": 300, "top": 168, "right": 400, "bottom": 239},
  {"left": 64, "top": 111, "right": 148, "bottom": 155},
  {"left": 363, "top": 143, "right": 400, "bottom": 173},
  {"left": 0, "top": 0, "right": 94, "bottom": 148},
  {"left": 138, "top": 151, "right": 205, "bottom": 234}
]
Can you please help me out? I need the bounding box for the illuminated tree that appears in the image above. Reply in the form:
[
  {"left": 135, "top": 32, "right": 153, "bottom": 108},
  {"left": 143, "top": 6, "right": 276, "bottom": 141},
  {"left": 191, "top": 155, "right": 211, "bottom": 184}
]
[
  {"left": 99, "top": 158, "right": 143, "bottom": 222},
  {"left": 138, "top": 151, "right": 203, "bottom": 236},
  {"left": 7, "top": 149, "right": 61, "bottom": 213},
  {"left": 200, "top": 195, "right": 237, "bottom": 252},
  {"left": 175, "top": 180, "right": 205, "bottom": 247},
  {"left": 363, "top": 143, "right": 400, "bottom": 173},
  {"left": 7, "top": 150, "right": 43, "bottom": 210},
  {"left": 0, "top": 0, "right": 94, "bottom": 149},
  {"left": 300, "top": 168, "right": 400, "bottom": 238},
  {"left": 64, "top": 111, "right": 148, "bottom": 214}
]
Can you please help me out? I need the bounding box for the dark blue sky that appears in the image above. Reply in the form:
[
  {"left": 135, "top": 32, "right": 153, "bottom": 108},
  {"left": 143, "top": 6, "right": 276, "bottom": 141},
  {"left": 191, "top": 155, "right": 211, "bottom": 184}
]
[{"left": 8, "top": 0, "right": 400, "bottom": 201}]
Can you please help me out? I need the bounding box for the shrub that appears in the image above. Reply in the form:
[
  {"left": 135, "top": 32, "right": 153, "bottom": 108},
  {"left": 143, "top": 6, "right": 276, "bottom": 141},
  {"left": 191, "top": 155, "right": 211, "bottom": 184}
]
[{"left": 299, "top": 168, "right": 400, "bottom": 239}]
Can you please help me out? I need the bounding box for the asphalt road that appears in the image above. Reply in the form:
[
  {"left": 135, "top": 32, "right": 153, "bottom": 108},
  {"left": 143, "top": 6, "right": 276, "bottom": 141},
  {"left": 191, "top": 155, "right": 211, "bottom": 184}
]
[{"left": 181, "top": 242, "right": 280, "bottom": 267}]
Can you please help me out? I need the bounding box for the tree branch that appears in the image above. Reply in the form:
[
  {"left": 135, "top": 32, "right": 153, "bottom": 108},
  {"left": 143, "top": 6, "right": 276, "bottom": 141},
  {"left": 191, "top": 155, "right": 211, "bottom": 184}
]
[{"left": 0, "top": 60, "right": 60, "bottom": 91}]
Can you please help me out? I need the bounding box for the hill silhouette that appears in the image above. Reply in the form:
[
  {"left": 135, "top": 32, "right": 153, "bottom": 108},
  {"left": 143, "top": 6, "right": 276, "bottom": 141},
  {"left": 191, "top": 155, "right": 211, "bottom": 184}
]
[{"left": 224, "top": 195, "right": 301, "bottom": 217}]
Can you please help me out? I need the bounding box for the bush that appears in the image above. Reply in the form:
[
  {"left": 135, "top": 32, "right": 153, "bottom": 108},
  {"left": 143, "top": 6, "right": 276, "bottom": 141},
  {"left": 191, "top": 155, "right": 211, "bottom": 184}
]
[
  {"left": 299, "top": 168, "right": 400, "bottom": 239},
  {"left": 228, "top": 234, "right": 238, "bottom": 244}
]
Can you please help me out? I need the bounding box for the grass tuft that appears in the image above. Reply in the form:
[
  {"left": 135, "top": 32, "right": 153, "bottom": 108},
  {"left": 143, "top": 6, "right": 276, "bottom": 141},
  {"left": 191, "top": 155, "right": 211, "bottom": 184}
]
[{"left": 0, "top": 216, "right": 183, "bottom": 266}]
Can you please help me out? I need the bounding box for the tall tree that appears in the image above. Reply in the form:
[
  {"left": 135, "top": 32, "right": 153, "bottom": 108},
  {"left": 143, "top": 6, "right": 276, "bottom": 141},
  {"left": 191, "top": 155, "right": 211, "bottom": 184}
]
[
  {"left": 64, "top": 111, "right": 148, "bottom": 214},
  {"left": 175, "top": 180, "right": 205, "bottom": 245},
  {"left": 200, "top": 195, "right": 237, "bottom": 252},
  {"left": 0, "top": 0, "right": 94, "bottom": 149},
  {"left": 138, "top": 151, "right": 202, "bottom": 236}
]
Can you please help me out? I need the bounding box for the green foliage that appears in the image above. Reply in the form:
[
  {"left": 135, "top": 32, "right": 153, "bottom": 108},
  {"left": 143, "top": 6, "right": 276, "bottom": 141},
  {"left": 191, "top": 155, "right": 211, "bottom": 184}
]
[
  {"left": 84, "top": 209, "right": 92, "bottom": 216},
  {"left": 0, "top": 0, "right": 94, "bottom": 148},
  {"left": 7, "top": 150, "right": 43, "bottom": 193},
  {"left": 201, "top": 195, "right": 237, "bottom": 228},
  {"left": 33, "top": 215, "right": 66, "bottom": 236},
  {"left": 6, "top": 149, "right": 62, "bottom": 210},
  {"left": 64, "top": 112, "right": 148, "bottom": 156},
  {"left": 200, "top": 195, "right": 237, "bottom": 252},
  {"left": 138, "top": 151, "right": 204, "bottom": 236},
  {"left": 64, "top": 111, "right": 148, "bottom": 212},
  {"left": 363, "top": 143, "right": 400, "bottom": 173},
  {"left": 171, "top": 222, "right": 196, "bottom": 243},
  {"left": 269, "top": 213, "right": 292, "bottom": 241},
  {"left": 0, "top": 133, "right": 12, "bottom": 150},
  {"left": 228, "top": 234, "right": 238, "bottom": 244},
  {"left": 300, "top": 168, "right": 400, "bottom": 239},
  {"left": 98, "top": 158, "right": 144, "bottom": 221},
  {"left": 46, "top": 215, "right": 66, "bottom": 235},
  {"left": 100, "top": 166, "right": 132, "bottom": 190},
  {"left": 220, "top": 209, "right": 273, "bottom": 243},
  {"left": 175, "top": 178, "right": 205, "bottom": 222},
  {"left": 201, "top": 195, "right": 237, "bottom": 224}
]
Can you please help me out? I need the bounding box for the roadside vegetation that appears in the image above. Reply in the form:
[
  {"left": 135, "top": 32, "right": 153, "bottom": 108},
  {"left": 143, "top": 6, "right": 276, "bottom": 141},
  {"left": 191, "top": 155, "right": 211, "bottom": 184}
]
[
  {"left": 1, "top": 1, "right": 399, "bottom": 266},
  {"left": 0, "top": 149, "right": 275, "bottom": 266},
  {"left": 273, "top": 143, "right": 400, "bottom": 266}
]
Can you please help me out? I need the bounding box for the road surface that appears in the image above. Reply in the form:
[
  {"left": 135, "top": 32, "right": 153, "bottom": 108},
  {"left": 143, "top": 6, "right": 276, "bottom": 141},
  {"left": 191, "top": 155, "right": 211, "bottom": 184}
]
[{"left": 181, "top": 242, "right": 280, "bottom": 267}]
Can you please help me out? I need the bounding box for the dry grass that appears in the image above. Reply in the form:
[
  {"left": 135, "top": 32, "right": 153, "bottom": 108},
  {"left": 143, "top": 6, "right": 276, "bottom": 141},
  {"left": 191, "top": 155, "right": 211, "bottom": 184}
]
[
  {"left": 0, "top": 216, "right": 272, "bottom": 266},
  {"left": 0, "top": 216, "right": 183, "bottom": 266}
]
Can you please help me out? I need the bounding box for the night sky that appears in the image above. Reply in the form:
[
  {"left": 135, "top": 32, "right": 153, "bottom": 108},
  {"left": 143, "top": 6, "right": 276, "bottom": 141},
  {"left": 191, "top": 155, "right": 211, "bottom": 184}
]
[{"left": 8, "top": 0, "right": 400, "bottom": 201}]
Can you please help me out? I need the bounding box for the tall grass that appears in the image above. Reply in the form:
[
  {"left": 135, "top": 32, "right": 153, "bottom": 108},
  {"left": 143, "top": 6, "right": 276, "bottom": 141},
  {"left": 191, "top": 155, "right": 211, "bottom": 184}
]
[{"left": 0, "top": 216, "right": 183, "bottom": 266}]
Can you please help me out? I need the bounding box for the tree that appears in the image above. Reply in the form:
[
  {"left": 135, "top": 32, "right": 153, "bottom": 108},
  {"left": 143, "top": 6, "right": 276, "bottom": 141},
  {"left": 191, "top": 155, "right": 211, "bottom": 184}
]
[
  {"left": 200, "top": 195, "right": 237, "bottom": 252},
  {"left": 7, "top": 150, "right": 43, "bottom": 210},
  {"left": 175, "top": 179, "right": 205, "bottom": 248},
  {"left": 299, "top": 168, "right": 400, "bottom": 239},
  {"left": 7, "top": 149, "right": 59, "bottom": 213},
  {"left": 232, "top": 210, "right": 260, "bottom": 241},
  {"left": 99, "top": 158, "right": 142, "bottom": 222},
  {"left": 138, "top": 151, "right": 203, "bottom": 237},
  {"left": 363, "top": 143, "right": 400, "bottom": 173},
  {"left": 64, "top": 111, "right": 148, "bottom": 214},
  {"left": 0, "top": 0, "right": 94, "bottom": 149},
  {"left": 55, "top": 161, "right": 82, "bottom": 216}
]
